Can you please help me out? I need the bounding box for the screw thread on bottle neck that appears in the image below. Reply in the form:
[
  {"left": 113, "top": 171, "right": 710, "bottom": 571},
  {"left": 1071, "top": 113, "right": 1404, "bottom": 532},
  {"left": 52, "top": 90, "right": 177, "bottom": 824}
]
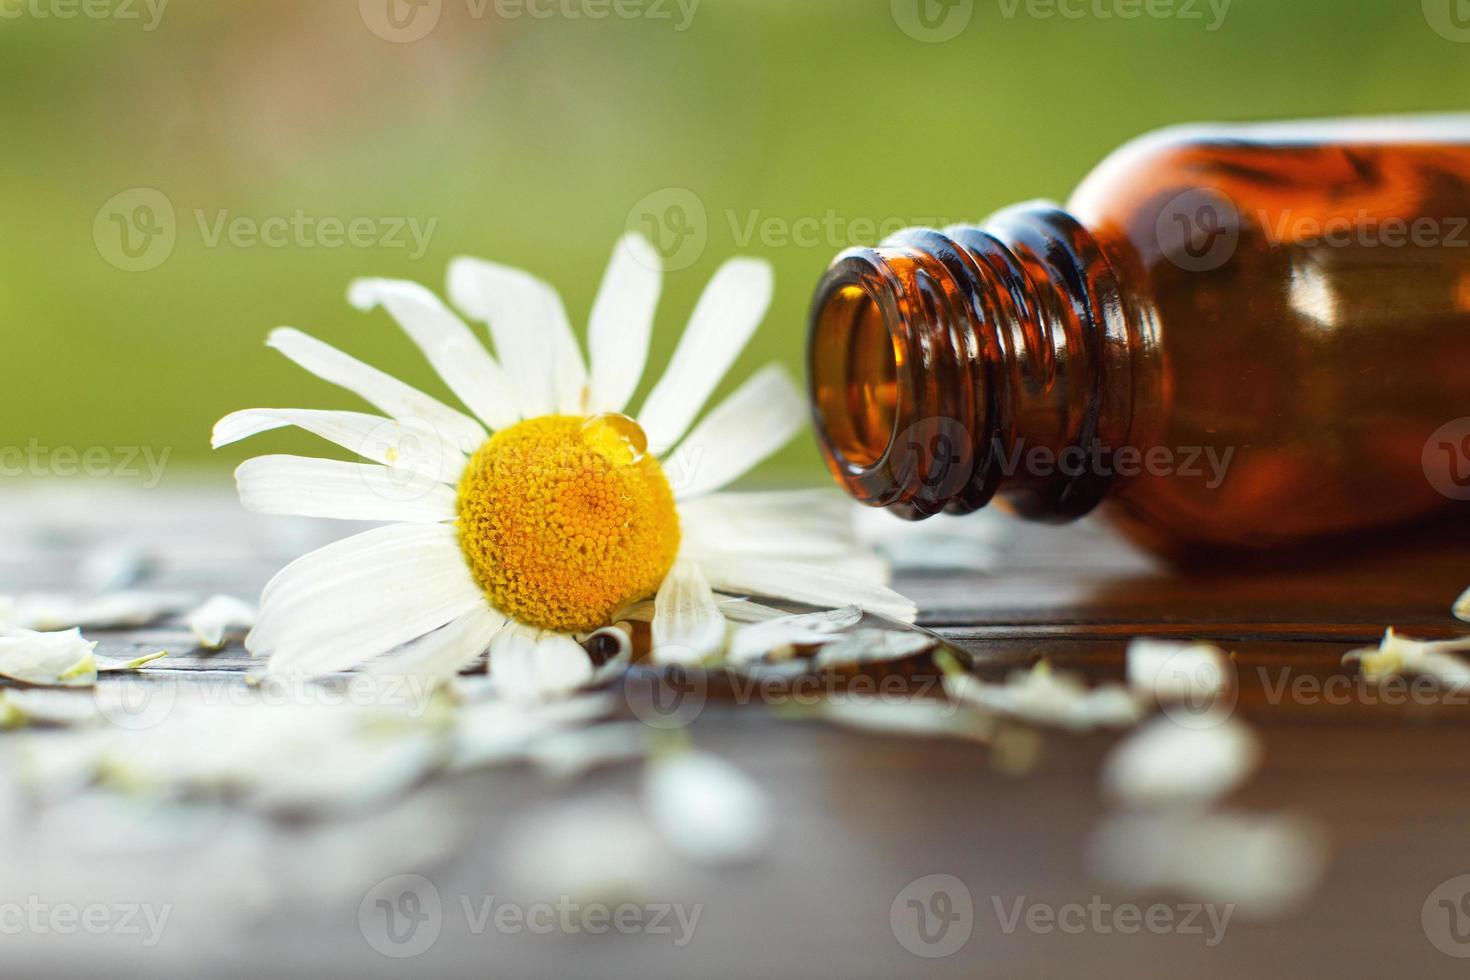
[{"left": 807, "top": 203, "right": 1138, "bottom": 522}]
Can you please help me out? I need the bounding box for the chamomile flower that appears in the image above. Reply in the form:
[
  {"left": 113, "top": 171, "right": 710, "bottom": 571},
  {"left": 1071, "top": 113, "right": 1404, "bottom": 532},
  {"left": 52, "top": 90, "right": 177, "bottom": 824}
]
[{"left": 214, "top": 235, "right": 914, "bottom": 698}]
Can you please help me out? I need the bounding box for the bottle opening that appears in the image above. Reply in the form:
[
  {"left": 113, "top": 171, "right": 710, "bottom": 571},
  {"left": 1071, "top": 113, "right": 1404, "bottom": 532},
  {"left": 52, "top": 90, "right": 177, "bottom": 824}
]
[{"left": 810, "top": 282, "right": 899, "bottom": 470}]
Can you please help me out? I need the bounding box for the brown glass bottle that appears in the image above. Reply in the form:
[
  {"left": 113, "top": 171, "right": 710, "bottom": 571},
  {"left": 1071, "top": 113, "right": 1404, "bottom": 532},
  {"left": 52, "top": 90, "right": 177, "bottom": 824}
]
[{"left": 809, "top": 116, "right": 1470, "bottom": 552}]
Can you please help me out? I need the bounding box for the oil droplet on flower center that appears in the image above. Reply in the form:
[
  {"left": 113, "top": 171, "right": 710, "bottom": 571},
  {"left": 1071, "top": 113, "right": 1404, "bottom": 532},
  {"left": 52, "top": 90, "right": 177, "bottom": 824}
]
[{"left": 456, "top": 414, "right": 680, "bottom": 633}]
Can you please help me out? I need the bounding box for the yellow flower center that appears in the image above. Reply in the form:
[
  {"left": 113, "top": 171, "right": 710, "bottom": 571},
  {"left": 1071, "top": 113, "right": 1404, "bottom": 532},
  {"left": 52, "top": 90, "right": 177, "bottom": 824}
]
[{"left": 456, "top": 413, "right": 680, "bottom": 633}]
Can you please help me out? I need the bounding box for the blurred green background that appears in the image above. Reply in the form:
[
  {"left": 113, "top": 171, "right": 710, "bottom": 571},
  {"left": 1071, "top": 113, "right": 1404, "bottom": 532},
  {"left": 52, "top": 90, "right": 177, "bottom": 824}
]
[{"left": 0, "top": 0, "right": 1462, "bottom": 485}]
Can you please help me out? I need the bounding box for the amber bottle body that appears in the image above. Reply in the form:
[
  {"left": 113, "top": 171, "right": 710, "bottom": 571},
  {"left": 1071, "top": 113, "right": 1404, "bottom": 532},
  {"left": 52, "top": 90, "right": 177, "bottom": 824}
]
[{"left": 809, "top": 117, "right": 1470, "bottom": 551}]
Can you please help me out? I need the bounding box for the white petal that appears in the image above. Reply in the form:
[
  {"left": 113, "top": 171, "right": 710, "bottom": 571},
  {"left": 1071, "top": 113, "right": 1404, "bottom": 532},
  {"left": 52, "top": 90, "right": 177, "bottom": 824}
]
[
  {"left": 249, "top": 524, "right": 485, "bottom": 676},
  {"left": 1088, "top": 811, "right": 1328, "bottom": 918},
  {"left": 945, "top": 662, "right": 1144, "bottom": 733},
  {"left": 680, "top": 490, "right": 858, "bottom": 560},
  {"left": 0, "top": 592, "right": 190, "bottom": 631},
  {"left": 451, "top": 693, "right": 615, "bottom": 770},
  {"left": 235, "top": 455, "right": 458, "bottom": 524},
  {"left": 267, "top": 327, "right": 487, "bottom": 451},
  {"left": 499, "top": 795, "right": 669, "bottom": 902},
  {"left": 1102, "top": 715, "right": 1261, "bottom": 808},
  {"left": 638, "top": 258, "right": 773, "bottom": 450},
  {"left": 727, "top": 606, "right": 863, "bottom": 665},
  {"left": 76, "top": 542, "right": 152, "bottom": 592},
  {"left": 187, "top": 595, "right": 258, "bottom": 650},
  {"left": 587, "top": 233, "right": 661, "bottom": 414},
  {"left": 0, "top": 629, "right": 97, "bottom": 688},
  {"left": 700, "top": 557, "right": 916, "bottom": 624},
  {"left": 651, "top": 561, "right": 726, "bottom": 665},
  {"left": 816, "top": 696, "right": 995, "bottom": 743},
  {"left": 1344, "top": 628, "right": 1470, "bottom": 687},
  {"left": 348, "top": 278, "right": 519, "bottom": 430},
  {"left": 1126, "top": 639, "right": 1234, "bottom": 706},
  {"left": 213, "top": 408, "right": 466, "bottom": 484},
  {"left": 813, "top": 628, "right": 937, "bottom": 668},
  {"left": 489, "top": 626, "right": 595, "bottom": 704},
  {"left": 644, "top": 750, "right": 772, "bottom": 866},
  {"left": 446, "top": 257, "right": 588, "bottom": 417},
  {"left": 666, "top": 365, "right": 804, "bottom": 498},
  {"left": 1456, "top": 585, "right": 1470, "bottom": 622},
  {"left": 368, "top": 604, "right": 506, "bottom": 682},
  {"left": 0, "top": 688, "right": 100, "bottom": 727}
]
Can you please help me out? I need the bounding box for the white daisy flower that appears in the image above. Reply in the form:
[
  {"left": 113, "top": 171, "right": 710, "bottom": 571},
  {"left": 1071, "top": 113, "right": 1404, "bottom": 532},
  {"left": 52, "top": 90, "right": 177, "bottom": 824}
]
[{"left": 214, "top": 235, "right": 915, "bottom": 693}]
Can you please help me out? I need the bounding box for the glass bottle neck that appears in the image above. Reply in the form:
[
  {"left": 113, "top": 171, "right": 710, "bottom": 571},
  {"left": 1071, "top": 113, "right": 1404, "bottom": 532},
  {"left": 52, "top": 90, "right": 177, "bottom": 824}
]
[{"left": 807, "top": 203, "right": 1140, "bottom": 522}]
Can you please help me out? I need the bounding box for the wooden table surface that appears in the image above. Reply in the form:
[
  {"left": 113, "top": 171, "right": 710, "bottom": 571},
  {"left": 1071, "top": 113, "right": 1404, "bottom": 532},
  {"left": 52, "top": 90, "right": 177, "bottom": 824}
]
[{"left": 4, "top": 483, "right": 1470, "bottom": 980}]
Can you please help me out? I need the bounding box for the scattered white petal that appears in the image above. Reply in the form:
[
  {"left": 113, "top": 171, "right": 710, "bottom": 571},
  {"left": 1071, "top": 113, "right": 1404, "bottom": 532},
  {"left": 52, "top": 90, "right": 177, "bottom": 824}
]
[
  {"left": 0, "top": 688, "right": 100, "bottom": 727},
  {"left": 813, "top": 628, "right": 937, "bottom": 668},
  {"left": 0, "top": 629, "right": 98, "bottom": 687},
  {"left": 1088, "top": 810, "right": 1328, "bottom": 918},
  {"left": 451, "top": 692, "right": 615, "bottom": 770},
  {"left": 187, "top": 595, "right": 259, "bottom": 650},
  {"left": 1102, "top": 715, "right": 1261, "bottom": 808},
  {"left": 526, "top": 722, "right": 648, "bottom": 780},
  {"left": 946, "top": 661, "right": 1144, "bottom": 733},
  {"left": 644, "top": 750, "right": 772, "bottom": 866},
  {"left": 500, "top": 795, "right": 670, "bottom": 903},
  {"left": 727, "top": 606, "right": 863, "bottom": 665},
  {"left": 1127, "top": 638, "right": 1233, "bottom": 705},
  {"left": 0, "top": 591, "right": 192, "bottom": 631},
  {"left": 1456, "top": 585, "right": 1470, "bottom": 623},
  {"left": 1343, "top": 628, "right": 1470, "bottom": 687},
  {"left": 814, "top": 696, "right": 995, "bottom": 743},
  {"left": 651, "top": 561, "right": 726, "bottom": 665},
  {"left": 76, "top": 542, "right": 153, "bottom": 592},
  {"left": 95, "top": 650, "right": 168, "bottom": 672}
]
